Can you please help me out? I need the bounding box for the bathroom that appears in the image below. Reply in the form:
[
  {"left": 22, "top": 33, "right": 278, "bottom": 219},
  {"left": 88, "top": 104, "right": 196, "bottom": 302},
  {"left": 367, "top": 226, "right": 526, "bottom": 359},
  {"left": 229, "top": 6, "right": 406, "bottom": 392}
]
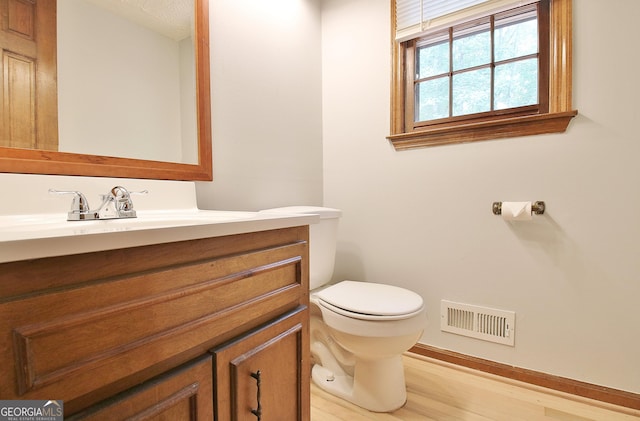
[
  {"left": 210, "top": 0, "right": 639, "bottom": 407},
  {"left": 1, "top": 0, "right": 639, "bottom": 418}
]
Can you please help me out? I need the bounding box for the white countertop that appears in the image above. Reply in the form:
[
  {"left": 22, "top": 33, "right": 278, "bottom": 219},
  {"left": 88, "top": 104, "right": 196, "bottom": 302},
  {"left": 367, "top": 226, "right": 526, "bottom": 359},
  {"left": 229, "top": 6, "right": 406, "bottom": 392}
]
[
  {"left": 0, "top": 174, "right": 317, "bottom": 263},
  {"left": 0, "top": 210, "right": 317, "bottom": 263}
]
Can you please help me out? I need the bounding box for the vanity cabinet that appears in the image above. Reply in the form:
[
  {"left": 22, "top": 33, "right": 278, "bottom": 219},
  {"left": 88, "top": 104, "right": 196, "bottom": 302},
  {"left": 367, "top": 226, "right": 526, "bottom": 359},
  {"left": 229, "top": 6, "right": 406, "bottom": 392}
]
[{"left": 0, "top": 226, "right": 310, "bottom": 420}]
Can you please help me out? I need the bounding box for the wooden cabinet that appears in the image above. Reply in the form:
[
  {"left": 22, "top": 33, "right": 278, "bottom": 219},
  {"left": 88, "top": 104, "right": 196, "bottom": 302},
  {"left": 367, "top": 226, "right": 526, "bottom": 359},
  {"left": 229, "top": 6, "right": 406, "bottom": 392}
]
[
  {"left": 0, "top": 226, "right": 310, "bottom": 420},
  {"left": 212, "top": 309, "right": 309, "bottom": 421}
]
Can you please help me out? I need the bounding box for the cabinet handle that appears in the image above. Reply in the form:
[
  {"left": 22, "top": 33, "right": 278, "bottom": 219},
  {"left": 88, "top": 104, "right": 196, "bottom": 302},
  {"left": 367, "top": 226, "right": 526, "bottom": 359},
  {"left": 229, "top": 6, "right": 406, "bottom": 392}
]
[{"left": 250, "top": 370, "right": 262, "bottom": 420}]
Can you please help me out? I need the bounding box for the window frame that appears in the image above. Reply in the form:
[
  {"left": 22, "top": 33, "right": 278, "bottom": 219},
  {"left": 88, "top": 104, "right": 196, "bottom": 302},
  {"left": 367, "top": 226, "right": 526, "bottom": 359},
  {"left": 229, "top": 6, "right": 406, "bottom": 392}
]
[{"left": 388, "top": 0, "right": 577, "bottom": 150}]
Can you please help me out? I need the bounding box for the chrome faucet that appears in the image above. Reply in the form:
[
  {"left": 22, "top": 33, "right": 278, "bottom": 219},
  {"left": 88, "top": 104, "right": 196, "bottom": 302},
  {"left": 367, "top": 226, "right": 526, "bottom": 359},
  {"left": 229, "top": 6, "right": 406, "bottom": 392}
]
[{"left": 49, "top": 186, "right": 148, "bottom": 221}]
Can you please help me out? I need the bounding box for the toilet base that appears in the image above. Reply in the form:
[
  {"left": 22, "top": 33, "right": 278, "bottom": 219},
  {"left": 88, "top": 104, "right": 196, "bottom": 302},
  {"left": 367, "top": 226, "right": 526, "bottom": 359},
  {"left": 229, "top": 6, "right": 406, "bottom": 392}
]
[{"left": 311, "top": 346, "right": 407, "bottom": 413}]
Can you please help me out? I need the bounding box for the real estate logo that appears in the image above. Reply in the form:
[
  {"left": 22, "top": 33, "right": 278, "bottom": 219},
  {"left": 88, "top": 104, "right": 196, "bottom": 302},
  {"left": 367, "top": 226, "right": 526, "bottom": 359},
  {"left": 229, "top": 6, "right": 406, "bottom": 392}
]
[{"left": 0, "top": 400, "right": 63, "bottom": 421}]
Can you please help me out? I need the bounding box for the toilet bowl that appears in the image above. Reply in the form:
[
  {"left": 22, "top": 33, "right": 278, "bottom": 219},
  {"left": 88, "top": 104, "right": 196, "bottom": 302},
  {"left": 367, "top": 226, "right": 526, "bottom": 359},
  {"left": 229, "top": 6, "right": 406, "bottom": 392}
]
[
  {"left": 259, "top": 206, "right": 427, "bottom": 412},
  {"left": 311, "top": 280, "right": 426, "bottom": 412}
]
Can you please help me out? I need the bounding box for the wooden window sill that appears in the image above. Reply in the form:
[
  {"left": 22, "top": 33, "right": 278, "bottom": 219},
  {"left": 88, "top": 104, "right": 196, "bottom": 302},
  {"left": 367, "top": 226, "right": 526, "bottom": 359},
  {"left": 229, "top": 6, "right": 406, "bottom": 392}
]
[{"left": 387, "top": 110, "right": 578, "bottom": 150}]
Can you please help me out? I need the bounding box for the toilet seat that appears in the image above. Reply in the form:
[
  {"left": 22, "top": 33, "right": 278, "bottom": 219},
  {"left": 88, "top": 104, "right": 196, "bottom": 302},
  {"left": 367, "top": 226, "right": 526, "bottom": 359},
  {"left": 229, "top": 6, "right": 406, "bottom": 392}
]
[{"left": 315, "top": 280, "right": 424, "bottom": 321}]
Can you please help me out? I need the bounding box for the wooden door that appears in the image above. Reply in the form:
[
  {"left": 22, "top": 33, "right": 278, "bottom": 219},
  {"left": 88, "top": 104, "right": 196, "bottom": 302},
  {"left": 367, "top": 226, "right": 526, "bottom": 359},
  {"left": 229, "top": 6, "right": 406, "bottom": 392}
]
[
  {"left": 0, "top": 0, "right": 58, "bottom": 150},
  {"left": 212, "top": 308, "right": 310, "bottom": 421},
  {"left": 67, "top": 355, "right": 214, "bottom": 420}
]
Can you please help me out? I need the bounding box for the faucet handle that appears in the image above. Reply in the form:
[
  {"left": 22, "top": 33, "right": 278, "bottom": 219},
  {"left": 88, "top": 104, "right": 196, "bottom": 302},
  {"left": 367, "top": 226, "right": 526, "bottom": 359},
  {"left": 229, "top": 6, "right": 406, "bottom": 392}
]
[
  {"left": 102, "top": 186, "right": 148, "bottom": 217},
  {"left": 109, "top": 186, "right": 148, "bottom": 211},
  {"left": 129, "top": 189, "right": 149, "bottom": 196},
  {"left": 49, "top": 189, "right": 92, "bottom": 220}
]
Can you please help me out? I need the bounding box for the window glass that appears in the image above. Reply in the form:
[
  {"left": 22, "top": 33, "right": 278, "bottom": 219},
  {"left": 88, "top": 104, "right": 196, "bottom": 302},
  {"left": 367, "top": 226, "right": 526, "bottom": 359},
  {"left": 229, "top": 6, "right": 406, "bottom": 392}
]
[
  {"left": 494, "top": 15, "right": 538, "bottom": 62},
  {"left": 494, "top": 58, "right": 538, "bottom": 109},
  {"left": 413, "top": 6, "right": 539, "bottom": 124},
  {"left": 417, "top": 40, "right": 449, "bottom": 79},
  {"left": 416, "top": 77, "right": 450, "bottom": 121},
  {"left": 452, "top": 24, "right": 491, "bottom": 71},
  {"left": 452, "top": 68, "right": 491, "bottom": 116}
]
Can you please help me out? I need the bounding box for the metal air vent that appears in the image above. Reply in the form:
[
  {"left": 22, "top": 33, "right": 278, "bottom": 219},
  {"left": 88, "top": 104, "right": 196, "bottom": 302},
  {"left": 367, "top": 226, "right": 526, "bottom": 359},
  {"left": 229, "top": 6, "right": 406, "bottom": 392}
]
[{"left": 441, "top": 300, "right": 515, "bottom": 346}]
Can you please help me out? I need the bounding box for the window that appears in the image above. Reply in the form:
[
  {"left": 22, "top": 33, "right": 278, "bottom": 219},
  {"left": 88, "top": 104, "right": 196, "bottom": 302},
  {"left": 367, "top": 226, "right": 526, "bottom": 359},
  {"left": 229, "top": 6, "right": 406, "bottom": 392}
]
[
  {"left": 389, "top": 0, "right": 576, "bottom": 150},
  {"left": 412, "top": 4, "right": 544, "bottom": 124}
]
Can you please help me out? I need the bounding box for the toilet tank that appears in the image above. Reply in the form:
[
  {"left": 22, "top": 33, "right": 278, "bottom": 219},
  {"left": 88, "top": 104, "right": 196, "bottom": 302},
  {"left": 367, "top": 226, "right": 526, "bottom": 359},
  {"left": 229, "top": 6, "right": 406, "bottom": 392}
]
[{"left": 259, "top": 206, "right": 342, "bottom": 290}]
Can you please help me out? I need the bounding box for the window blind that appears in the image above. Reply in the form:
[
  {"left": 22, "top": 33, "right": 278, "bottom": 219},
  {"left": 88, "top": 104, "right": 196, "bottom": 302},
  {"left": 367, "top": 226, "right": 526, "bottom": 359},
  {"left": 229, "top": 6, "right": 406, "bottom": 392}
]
[{"left": 395, "top": 0, "right": 539, "bottom": 41}]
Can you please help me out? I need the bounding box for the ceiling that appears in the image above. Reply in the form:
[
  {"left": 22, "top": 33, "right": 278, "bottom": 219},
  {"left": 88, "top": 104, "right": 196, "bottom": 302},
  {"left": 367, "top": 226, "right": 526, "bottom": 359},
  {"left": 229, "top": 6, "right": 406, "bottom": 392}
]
[{"left": 83, "top": 0, "right": 193, "bottom": 41}]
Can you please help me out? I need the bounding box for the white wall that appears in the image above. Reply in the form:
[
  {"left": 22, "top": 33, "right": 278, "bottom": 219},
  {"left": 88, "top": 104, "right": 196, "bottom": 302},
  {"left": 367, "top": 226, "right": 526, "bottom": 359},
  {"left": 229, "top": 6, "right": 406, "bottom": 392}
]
[
  {"left": 196, "top": 0, "right": 324, "bottom": 210},
  {"left": 321, "top": 0, "right": 640, "bottom": 393}
]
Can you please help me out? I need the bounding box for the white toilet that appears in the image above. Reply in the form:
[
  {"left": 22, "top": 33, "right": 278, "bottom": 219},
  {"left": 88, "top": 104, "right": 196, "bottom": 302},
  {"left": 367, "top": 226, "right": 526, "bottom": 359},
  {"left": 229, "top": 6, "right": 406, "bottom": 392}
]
[{"left": 260, "top": 206, "right": 427, "bottom": 412}]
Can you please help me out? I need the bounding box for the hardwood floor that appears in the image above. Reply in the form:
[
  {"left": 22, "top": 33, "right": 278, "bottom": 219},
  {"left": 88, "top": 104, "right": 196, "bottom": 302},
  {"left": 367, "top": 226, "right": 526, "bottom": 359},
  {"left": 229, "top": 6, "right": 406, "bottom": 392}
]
[{"left": 310, "top": 353, "right": 640, "bottom": 420}]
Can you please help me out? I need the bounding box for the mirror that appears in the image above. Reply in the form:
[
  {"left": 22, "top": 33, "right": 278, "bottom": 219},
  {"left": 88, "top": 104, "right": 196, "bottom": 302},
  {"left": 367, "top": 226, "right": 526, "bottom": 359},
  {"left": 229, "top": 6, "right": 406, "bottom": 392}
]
[{"left": 0, "top": 0, "right": 212, "bottom": 181}]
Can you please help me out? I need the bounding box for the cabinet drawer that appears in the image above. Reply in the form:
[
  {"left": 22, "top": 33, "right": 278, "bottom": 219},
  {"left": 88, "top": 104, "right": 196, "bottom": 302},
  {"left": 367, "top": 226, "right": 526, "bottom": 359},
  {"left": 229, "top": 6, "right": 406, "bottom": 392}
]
[{"left": 0, "top": 228, "right": 309, "bottom": 414}]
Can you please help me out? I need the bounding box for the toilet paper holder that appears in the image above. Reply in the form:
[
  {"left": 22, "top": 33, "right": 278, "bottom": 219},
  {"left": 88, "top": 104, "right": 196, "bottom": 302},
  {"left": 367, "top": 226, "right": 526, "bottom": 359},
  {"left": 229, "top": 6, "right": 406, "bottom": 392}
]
[{"left": 492, "top": 201, "right": 545, "bottom": 216}]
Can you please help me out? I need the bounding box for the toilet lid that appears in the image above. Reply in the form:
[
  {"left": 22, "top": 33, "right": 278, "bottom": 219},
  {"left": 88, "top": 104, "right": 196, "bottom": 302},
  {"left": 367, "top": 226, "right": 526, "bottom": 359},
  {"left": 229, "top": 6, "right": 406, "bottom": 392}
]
[{"left": 315, "top": 280, "right": 424, "bottom": 319}]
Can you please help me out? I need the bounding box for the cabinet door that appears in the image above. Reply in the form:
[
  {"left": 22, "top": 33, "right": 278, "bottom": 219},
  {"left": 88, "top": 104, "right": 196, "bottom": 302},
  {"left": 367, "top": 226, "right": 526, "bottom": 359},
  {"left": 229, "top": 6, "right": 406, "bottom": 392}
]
[
  {"left": 212, "top": 308, "right": 310, "bottom": 421},
  {"left": 68, "top": 355, "right": 213, "bottom": 420}
]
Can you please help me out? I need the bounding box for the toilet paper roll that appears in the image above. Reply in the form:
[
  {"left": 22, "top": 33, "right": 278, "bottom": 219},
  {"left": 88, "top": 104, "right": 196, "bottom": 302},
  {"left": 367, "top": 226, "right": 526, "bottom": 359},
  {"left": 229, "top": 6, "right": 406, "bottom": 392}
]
[{"left": 501, "top": 201, "right": 532, "bottom": 221}]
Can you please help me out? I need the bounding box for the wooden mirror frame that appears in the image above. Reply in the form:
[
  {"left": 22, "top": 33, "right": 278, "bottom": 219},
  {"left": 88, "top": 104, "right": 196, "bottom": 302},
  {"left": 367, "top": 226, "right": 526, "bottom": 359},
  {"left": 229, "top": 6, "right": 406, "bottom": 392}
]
[{"left": 0, "top": 0, "right": 212, "bottom": 181}]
